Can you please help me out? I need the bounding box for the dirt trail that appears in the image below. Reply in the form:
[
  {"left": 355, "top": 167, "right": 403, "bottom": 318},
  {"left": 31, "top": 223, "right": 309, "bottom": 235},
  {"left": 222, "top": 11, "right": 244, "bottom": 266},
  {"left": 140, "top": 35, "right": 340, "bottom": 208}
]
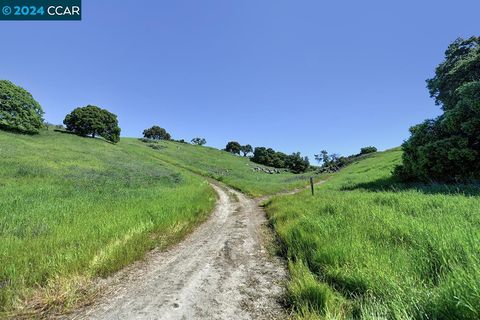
[{"left": 68, "top": 183, "right": 287, "bottom": 320}]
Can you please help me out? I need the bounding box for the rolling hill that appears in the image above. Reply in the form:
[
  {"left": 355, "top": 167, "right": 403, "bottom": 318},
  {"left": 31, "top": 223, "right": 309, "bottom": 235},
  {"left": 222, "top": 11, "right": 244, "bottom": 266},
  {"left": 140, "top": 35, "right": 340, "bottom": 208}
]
[
  {"left": 134, "top": 138, "right": 316, "bottom": 196},
  {"left": 4, "top": 129, "right": 479, "bottom": 319},
  {"left": 0, "top": 129, "right": 315, "bottom": 316},
  {"left": 0, "top": 130, "right": 217, "bottom": 315},
  {"left": 265, "top": 148, "right": 480, "bottom": 319}
]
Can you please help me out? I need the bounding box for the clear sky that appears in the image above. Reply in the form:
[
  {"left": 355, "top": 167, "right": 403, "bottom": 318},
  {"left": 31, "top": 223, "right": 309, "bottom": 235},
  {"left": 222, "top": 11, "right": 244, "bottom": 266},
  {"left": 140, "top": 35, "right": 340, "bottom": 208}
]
[{"left": 1, "top": 0, "right": 478, "bottom": 161}]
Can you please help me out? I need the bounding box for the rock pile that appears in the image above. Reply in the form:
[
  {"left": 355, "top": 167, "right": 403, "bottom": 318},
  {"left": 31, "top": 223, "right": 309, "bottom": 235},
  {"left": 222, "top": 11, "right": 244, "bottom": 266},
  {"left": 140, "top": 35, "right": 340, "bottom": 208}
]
[{"left": 252, "top": 166, "right": 282, "bottom": 174}]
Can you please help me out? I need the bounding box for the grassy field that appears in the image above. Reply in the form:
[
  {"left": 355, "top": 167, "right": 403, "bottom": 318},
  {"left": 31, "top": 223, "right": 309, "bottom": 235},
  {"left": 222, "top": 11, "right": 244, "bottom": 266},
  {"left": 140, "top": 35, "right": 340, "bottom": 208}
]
[
  {"left": 265, "top": 148, "right": 480, "bottom": 319},
  {"left": 0, "top": 130, "right": 216, "bottom": 316},
  {"left": 133, "top": 138, "right": 317, "bottom": 196}
]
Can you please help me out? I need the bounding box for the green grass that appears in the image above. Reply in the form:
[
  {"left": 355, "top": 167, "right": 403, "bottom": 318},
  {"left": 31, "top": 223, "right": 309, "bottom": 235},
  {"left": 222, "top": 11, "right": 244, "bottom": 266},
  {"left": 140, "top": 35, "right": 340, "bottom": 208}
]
[
  {"left": 265, "top": 148, "right": 480, "bottom": 319},
  {"left": 134, "top": 138, "right": 317, "bottom": 197},
  {"left": 0, "top": 130, "right": 215, "bottom": 315}
]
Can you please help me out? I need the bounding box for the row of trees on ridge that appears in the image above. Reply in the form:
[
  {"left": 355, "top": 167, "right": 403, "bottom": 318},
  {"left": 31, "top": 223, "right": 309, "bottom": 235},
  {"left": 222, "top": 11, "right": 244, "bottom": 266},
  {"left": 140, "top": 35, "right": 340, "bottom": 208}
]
[
  {"left": 224, "top": 141, "right": 310, "bottom": 173},
  {"left": 314, "top": 146, "right": 377, "bottom": 173},
  {"left": 5, "top": 35, "right": 479, "bottom": 184},
  {"left": 142, "top": 125, "right": 207, "bottom": 145},
  {"left": 225, "top": 141, "right": 253, "bottom": 156}
]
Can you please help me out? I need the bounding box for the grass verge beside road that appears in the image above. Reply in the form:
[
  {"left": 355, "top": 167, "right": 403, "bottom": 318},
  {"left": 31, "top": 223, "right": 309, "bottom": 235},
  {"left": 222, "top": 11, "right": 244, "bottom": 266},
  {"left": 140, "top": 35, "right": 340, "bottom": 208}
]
[
  {"left": 265, "top": 148, "right": 480, "bottom": 319},
  {"left": 0, "top": 131, "right": 215, "bottom": 316}
]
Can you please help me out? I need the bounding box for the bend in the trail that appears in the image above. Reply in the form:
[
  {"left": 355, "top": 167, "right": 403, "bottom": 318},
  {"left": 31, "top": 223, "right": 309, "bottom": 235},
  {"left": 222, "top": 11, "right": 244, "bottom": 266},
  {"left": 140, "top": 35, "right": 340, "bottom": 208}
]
[{"left": 68, "top": 183, "right": 287, "bottom": 320}]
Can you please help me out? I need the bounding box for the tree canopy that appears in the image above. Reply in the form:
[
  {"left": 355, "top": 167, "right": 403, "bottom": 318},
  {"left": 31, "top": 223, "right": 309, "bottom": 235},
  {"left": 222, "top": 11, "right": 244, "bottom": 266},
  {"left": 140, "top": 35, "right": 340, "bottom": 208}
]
[
  {"left": 225, "top": 141, "right": 241, "bottom": 155},
  {"left": 285, "top": 152, "right": 310, "bottom": 174},
  {"left": 251, "top": 146, "right": 310, "bottom": 173},
  {"left": 0, "top": 80, "right": 44, "bottom": 134},
  {"left": 240, "top": 144, "right": 253, "bottom": 157},
  {"left": 360, "top": 146, "right": 377, "bottom": 155},
  {"left": 251, "top": 147, "right": 287, "bottom": 168},
  {"left": 315, "top": 148, "right": 377, "bottom": 174},
  {"left": 396, "top": 36, "right": 480, "bottom": 182},
  {"left": 64, "top": 105, "right": 121, "bottom": 143},
  {"left": 427, "top": 36, "right": 480, "bottom": 109},
  {"left": 314, "top": 150, "right": 329, "bottom": 165},
  {"left": 143, "top": 126, "right": 171, "bottom": 140},
  {"left": 191, "top": 137, "right": 207, "bottom": 145}
]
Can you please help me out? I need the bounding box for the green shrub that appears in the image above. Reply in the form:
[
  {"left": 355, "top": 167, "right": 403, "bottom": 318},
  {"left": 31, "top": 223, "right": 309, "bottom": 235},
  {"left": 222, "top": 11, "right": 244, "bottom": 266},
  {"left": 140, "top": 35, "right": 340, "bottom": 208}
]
[
  {"left": 139, "top": 137, "right": 157, "bottom": 143},
  {"left": 359, "top": 146, "right": 377, "bottom": 155},
  {"left": 397, "top": 37, "right": 480, "bottom": 182},
  {"left": 148, "top": 143, "right": 166, "bottom": 150},
  {"left": 0, "top": 80, "right": 44, "bottom": 134}
]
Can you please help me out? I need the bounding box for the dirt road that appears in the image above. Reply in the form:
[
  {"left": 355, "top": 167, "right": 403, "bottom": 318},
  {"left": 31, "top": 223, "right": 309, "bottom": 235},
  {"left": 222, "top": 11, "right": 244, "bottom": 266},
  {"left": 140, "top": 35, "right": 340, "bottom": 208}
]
[{"left": 69, "top": 183, "right": 287, "bottom": 320}]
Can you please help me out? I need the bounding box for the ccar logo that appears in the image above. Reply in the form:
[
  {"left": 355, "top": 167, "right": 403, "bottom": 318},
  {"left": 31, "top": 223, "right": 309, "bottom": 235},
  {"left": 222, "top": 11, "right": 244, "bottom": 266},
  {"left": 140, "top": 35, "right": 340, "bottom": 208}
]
[{"left": 47, "top": 5, "right": 80, "bottom": 16}]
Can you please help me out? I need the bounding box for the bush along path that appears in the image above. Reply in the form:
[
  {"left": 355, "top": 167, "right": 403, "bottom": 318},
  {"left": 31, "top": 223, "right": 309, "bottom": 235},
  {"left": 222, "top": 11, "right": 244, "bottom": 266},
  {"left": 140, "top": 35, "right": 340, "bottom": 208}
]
[{"left": 68, "top": 182, "right": 289, "bottom": 320}]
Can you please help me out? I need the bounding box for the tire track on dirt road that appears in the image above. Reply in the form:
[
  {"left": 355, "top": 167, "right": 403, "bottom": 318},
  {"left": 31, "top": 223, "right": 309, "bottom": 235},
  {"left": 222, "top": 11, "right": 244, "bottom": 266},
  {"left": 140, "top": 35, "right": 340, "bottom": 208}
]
[{"left": 68, "top": 183, "right": 288, "bottom": 320}]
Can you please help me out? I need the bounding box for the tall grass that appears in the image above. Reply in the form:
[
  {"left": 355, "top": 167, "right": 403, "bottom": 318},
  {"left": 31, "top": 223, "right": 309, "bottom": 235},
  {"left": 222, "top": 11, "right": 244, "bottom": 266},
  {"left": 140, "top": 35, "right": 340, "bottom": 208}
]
[
  {"left": 265, "top": 148, "right": 480, "bottom": 319},
  {"left": 0, "top": 130, "right": 215, "bottom": 315},
  {"left": 134, "top": 139, "right": 317, "bottom": 197}
]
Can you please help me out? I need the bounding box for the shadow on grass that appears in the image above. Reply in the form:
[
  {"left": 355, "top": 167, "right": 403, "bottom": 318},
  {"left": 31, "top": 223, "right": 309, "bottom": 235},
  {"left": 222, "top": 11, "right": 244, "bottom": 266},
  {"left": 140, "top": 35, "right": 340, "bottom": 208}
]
[
  {"left": 0, "top": 124, "right": 38, "bottom": 135},
  {"left": 53, "top": 129, "right": 76, "bottom": 134},
  {"left": 341, "top": 176, "right": 480, "bottom": 196},
  {"left": 53, "top": 129, "right": 116, "bottom": 144}
]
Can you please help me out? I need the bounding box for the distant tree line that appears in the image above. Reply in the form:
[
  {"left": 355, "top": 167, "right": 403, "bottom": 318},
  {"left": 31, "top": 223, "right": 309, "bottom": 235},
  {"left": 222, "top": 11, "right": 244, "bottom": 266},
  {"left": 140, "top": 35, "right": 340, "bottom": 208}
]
[
  {"left": 360, "top": 146, "right": 377, "bottom": 155},
  {"left": 315, "top": 146, "right": 377, "bottom": 173},
  {"left": 251, "top": 147, "right": 288, "bottom": 168},
  {"left": 141, "top": 126, "right": 207, "bottom": 145},
  {"left": 7, "top": 34, "right": 479, "bottom": 184},
  {"left": 191, "top": 137, "right": 206, "bottom": 145},
  {"left": 43, "top": 122, "right": 65, "bottom": 130},
  {"left": 225, "top": 141, "right": 252, "bottom": 156},
  {"left": 224, "top": 141, "right": 310, "bottom": 173}
]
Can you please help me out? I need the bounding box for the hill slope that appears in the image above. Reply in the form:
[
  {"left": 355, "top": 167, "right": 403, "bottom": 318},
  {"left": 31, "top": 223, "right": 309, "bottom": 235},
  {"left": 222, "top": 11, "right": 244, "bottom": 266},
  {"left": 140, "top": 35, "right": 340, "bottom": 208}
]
[
  {"left": 0, "top": 130, "right": 215, "bottom": 315},
  {"left": 265, "top": 148, "right": 480, "bottom": 319},
  {"left": 133, "top": 138, "right": 316, "bottom": 196},
  {"left": 0, "top": 130, "right": 314, "bottom": 315}
]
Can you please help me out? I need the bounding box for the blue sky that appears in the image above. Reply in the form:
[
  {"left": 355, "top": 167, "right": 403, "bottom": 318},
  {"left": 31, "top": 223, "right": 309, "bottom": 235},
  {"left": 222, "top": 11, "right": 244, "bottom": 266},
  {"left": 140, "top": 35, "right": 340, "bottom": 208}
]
[{"left": 1, "top": 0, "right": 478, "bottom": 161}]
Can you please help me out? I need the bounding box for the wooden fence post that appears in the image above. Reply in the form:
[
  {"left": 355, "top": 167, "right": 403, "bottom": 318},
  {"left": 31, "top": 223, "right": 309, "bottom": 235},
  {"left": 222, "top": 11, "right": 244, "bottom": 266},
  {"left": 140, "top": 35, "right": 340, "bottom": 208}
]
[{"left": 310, "top": 177, "right": 314, "bottom": 196}]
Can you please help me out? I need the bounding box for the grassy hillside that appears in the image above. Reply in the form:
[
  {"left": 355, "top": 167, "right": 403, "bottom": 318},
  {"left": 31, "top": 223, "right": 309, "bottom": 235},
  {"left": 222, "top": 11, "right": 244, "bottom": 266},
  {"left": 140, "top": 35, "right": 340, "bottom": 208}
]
[
  {"left": 265, "top": 148, "right": 480, "bottom": 319},
  {"left": 133, "top": 138, "right": 316, "bottom": 196},
  {"left": 0, "top": 130, "right": 316, "bottom": 315},
  {"left": 0, "top": 130, "right": 215, "bottom": 315}
]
